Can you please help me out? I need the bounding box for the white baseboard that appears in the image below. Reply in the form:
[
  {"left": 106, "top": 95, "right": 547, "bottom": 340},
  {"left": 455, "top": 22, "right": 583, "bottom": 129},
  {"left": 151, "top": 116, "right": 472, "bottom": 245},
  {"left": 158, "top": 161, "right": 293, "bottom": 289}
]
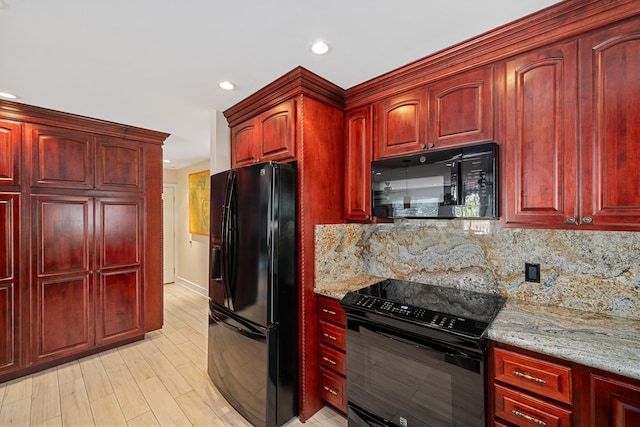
[{"left": 174, "top": 277, "right": 208, "bottom": 297}]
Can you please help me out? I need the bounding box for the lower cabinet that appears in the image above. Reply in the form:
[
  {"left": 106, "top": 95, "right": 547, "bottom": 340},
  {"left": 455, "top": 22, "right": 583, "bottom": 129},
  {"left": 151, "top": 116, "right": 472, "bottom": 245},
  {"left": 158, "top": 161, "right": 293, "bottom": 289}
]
[
  {"left": 591, "top": 372, "right": 640, "bottom": 427},
  {"left": 29, "top": 195, "right": 144, "bottom": 365},
  {"left": 490, "top": 341, "right": 640, "bottom": 426},
  {"left": 0, "top": 193, "right": 20, "bottom": 376},
  {"left": 317, "top": 295, "right": 347, "bottom": 413}
]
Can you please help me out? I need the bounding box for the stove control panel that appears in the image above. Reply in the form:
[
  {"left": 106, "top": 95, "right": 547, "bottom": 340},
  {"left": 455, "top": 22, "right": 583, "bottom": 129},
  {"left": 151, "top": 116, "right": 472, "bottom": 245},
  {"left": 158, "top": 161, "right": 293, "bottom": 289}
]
[{"left": 350, "top": 294, "right": 486, "bottom": 336}]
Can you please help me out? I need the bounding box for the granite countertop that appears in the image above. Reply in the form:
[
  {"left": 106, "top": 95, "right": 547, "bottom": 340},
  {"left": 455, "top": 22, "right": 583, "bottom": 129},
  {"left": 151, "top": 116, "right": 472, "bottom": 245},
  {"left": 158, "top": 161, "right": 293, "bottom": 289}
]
[
  {"left": 314, "top": 276, "right": 640, "bottom": 381},
  {"left": 314, "top": 274, "right": 386, "bottom": 300},
  {"left": 488, "top": 301, "right": 640, "bottom": 381}
]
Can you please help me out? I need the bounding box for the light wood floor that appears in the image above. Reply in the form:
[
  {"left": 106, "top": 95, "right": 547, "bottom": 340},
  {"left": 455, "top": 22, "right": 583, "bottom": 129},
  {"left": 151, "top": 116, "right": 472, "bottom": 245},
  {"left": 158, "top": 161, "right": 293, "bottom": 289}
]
[{"left": 0, "top": 283, "right": 347, "bottom": 427}]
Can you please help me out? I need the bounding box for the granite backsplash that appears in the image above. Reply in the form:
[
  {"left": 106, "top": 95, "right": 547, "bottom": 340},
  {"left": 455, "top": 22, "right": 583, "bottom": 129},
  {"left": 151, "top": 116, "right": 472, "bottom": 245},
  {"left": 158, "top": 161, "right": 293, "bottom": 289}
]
[{"left": 315, "top": 220, "right": 640, "bottom": 320}]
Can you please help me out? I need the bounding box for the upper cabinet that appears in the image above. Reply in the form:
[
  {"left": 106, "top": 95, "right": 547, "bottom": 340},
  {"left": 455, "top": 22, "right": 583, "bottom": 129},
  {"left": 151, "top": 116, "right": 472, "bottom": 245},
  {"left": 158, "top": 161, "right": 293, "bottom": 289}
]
[
  {"left": 579, "top": 19, "right": 640, "bottom": 228},
  {"left": 503, "top": 41, "right": 579, "bottom": 227},
  {"left": 28, "top": 125, "right": 144, "bottom": 192},
  {"left": 504, "top": 19, "right": 640, "bottom": 229},
  {"left": 373, "top": 88, "right": 427, "bottom": 160},
  {"left": 231, "top": 99, "right": 296, "bottom": 167},
  {"left": 0, "top": 120, "right": 21, "bottom": 186},
  {"left": 344, "top": 106, "right": 373, "bottom": 221},
  {"left": 427, "top": 67, "right": 494, "bottom": 148}
]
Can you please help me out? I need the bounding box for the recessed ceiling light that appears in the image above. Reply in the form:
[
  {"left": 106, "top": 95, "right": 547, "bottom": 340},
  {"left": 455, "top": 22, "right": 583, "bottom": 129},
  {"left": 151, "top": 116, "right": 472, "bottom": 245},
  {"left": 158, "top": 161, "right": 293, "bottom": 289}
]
[
  {"left": 311, "top": 40, "right": 329, "bottom": 55},
  {"left": 218, "top": 81, "right": 235, "bottom": 91},
  {"left": 163, "top": 159, "right": 171, "bottom": 163},
  {"left": 0, "top": 92, "right": 18, "bottom": 100}
]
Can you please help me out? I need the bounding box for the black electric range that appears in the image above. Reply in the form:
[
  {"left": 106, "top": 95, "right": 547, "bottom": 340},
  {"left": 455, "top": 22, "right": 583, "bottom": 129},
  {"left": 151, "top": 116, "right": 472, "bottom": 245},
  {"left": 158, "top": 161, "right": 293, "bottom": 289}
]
[
  {"left": 340, "top": 278, "right": 505, "bottom": 352},
  {"left": 340, "top": 278, "right": 506, "bottom": 426}
]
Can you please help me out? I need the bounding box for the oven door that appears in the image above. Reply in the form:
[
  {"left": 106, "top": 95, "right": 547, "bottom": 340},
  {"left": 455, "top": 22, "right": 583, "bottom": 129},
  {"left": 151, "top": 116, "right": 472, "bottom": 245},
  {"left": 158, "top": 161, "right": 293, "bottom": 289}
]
[{"left": 346, "top": 317, "right": 485, "bottom": 427}]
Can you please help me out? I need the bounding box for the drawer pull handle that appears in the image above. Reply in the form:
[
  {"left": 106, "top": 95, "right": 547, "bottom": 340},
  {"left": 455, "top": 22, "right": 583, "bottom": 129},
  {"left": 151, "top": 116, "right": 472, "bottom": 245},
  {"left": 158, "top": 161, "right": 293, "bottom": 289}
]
[
  {"left": 323, "top": 333, "right": 337, "bottom": 341},
  {"left": 322, "top": 356, "right": 337, "bottom": 365},
  {"left": 513, "top": 370, "right": 546, "bottom": 384},
  {"left": 512, "top": 409, "right": 546, "bottom": 426},
  {"left": 323, "top": 386, "right": 338, "bottom": 396},
  {"left": 322, "top": 308, "right": 337, "bottom": 315}
]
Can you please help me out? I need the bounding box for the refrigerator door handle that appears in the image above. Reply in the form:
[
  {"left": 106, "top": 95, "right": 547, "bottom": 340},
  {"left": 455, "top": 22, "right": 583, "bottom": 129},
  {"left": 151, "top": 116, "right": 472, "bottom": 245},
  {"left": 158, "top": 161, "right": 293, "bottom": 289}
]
[{"left": 221, "top": 171, "right": 235, "bottom": 310}]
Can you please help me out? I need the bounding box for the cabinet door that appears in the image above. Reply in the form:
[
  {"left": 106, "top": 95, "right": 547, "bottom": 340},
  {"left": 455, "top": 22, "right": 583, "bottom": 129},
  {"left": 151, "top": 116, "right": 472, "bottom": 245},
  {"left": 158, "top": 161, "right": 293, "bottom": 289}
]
[
  {"left": 28, "top": 125, "right": 96, "bottom": 189},
  {"left": 260, "top": 99, "right": 296, "bottom": 162},
  {"left": 95, "top": 198, "right": 143, "bottom": 345},
  {"left": 231, "top": 118, "right": 260, "bottom": 167},
  {"left": 427, "top": 67, "right": 493, "bottom": 148},
  {"left": 344, "top": 106, "right": 372, "bottom": 221},
  {"left": 374, "top": 88, "right": 427, "bottom": 159},
  {"left": 96, "top": 138, "right": 143, "bottom": 191},
  {"left": 31, "top": 196, "right": 94, "bottom": 363},
  {"left": 504, "top": 42, "right": 578, "bottom": 226},
  {"left": 0, "top": 120, "right": 21, "bottom": 186},
  {"left": 592, "top": 374, "right": 640, "bottom": 427},
  {"left": 0, "top": 194, "right": 19, "bottom": 375},
  {"left": 579, "top": 20, "right": 640, "bottom": 228}
]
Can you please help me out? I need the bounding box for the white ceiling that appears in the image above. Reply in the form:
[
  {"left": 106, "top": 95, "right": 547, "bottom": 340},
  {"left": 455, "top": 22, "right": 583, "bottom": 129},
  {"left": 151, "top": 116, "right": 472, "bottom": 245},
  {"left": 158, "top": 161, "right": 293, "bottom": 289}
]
[{"left": 0, "top": 0, "right": 559, "bottom": 169}]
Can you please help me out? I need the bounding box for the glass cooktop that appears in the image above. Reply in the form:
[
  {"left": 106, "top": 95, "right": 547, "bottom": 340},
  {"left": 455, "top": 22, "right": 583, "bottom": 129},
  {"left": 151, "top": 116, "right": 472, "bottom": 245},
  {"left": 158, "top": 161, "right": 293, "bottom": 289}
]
[{"left": 340, "top": 278, "right": 505, "bottom": 339}]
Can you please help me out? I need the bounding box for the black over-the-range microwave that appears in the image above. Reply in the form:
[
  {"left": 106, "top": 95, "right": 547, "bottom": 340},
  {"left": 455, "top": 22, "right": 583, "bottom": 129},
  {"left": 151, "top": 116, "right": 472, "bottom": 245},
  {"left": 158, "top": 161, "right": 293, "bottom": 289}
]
[{"left": 371, "top": 142, "right": 498, "bottom": 219}]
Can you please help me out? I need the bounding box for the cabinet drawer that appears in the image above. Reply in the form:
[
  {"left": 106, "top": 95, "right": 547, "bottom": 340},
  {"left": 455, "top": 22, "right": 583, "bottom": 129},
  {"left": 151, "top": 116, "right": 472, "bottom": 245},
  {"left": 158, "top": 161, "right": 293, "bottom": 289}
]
[
  {"left": 494, "top": 347, "right": 572, "bottom": 404},
  {"left": 495, "top": 384, "right": 572, "bottom": 427},
  {"left": 319, "top": 320, "right": 346, "bottom": 351},
  {"left": 318, "top": 296, "right": 346, "bottom": 325},
  {"left": 320, "top": 367, "right": 347, "bottom": 413},
  {"left": 320, "top": 343, "right": 346, "bottom": 376}
]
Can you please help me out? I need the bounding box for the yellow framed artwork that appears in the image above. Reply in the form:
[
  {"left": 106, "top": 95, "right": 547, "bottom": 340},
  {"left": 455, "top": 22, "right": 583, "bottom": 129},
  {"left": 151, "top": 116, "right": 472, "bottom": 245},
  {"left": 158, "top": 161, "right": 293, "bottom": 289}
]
[{"left": 188, "top": 170, "right": 210, "bottom": 236}]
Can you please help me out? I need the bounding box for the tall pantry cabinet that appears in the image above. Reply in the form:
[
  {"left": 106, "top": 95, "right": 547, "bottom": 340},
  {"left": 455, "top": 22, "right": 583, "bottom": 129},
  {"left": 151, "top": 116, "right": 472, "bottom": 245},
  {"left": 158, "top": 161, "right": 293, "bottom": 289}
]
[{"left": 0, "top": 100, "right": 169, "bottom": 382}]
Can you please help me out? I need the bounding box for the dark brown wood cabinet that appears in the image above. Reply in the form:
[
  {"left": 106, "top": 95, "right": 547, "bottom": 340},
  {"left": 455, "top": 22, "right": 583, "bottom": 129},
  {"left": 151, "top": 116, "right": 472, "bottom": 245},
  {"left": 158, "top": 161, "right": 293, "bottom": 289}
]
[
  {"left": 591, "top": 372, "right": 640, "bottom": 427},
  {"left": 373, "top": 88, "right": 427, "bottom": 159},
  {"left": 0, "top": 193, "right": 20, "bottom": 376},
  {"left": 503, "top": 41, "right": 579, "bottom": 227},
  {"left": 490, "top": 343, "right": 576, "bottom": 426},
  {"left": 427, "top": 66, "right": 494, "bottom": 148},
  {"left": 231, "top": 99, "right": 296, "bottom": 167},
  {"left": 224, "top": 67, "right": 345, "bottom": 422},
  {"left": 578, "top": 19, "right": 640, "bottom": 228},
  {"left": 490, "top": 342, "right": 640, "bottom": 426},
  {"left": 0, "top": 120, "right": 21, "bottom": 186},
  {"left": 344, "top": 106, "right": 373, "bottom": 221},
  {"left": 504, "top": 18, "right": 640, "bottom": 230},
  {"left": 317, "top": 296, "right": 347, "bottom": 414},
  {"left": 0, "top": 100, "right": 168, "bottom": 383}
]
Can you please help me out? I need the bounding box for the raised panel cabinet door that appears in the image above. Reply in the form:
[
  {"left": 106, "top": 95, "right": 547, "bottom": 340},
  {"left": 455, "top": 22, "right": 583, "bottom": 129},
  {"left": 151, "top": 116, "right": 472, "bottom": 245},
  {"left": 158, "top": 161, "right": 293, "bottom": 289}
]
[
  {"left": 231, "top": 118, "right": 260, "bottom": 167},
  {"left": 260, "top": 99, "right": 296, "bottom": 161},
  {"left": 31, "top": 196, "right": 94, "bottom": 362},
  {"left": 0, "top": 194, "right": 19, "bottom": 374},
  {"left": 95, "top": 198, "right": 143, "bottom": 344},
  {"left": 592, "top": 374, "right": 640, "bottom": 427},
  {"left": 344, "top": 106, "right": 372, "bottom": 221},
  {"left": 27, "top": 125, "right": 96, "bottom": 189},
  {"left": 96, "top": 138, "right": 143, "bottom": 191},
  {"left": 504, "top": 42, "right": 579, "bottom": 226},
  {"left": 374, "top": 88, "right": 427, "bottom": 159},
  {"left": 427, "top": 67, "right": 493, "bottom": 148},
  {"left": 579, "top": 20, "right": 640, "bottom": 228},
  {"left": 0, "top": 120, "right": 21, "bottom": 186}
]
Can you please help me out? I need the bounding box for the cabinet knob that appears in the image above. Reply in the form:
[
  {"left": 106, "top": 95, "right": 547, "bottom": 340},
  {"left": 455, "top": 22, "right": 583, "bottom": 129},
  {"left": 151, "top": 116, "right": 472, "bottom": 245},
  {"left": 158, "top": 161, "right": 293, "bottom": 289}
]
[
  {"left": 582, "top": 216, "right": 593, "bottom": 224},
  {"left": 420, "top": 143, "right": 426, "bottom": 149},
  {"left": 427, "top": 143, "right": 434, "bottom": 149},
  {"left": 566, "top": 216, "right": 576, "bottom": 224},
  {"left": 364, "top": 215, "right": 370, "bottom": 220}
]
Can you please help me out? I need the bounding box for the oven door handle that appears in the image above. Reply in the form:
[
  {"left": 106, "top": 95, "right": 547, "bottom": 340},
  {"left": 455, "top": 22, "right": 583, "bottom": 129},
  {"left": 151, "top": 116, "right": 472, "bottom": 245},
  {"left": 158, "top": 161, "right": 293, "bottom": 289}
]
[{"left": 375, "top": 329, "right": 477, "bottom": 360}]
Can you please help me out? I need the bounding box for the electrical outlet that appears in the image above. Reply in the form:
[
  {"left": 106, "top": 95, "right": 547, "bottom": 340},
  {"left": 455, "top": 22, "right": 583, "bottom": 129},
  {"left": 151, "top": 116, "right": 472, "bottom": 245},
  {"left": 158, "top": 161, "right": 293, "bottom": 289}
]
[{"left": 525, "top": 262, "right": 540, "bottom": 283}]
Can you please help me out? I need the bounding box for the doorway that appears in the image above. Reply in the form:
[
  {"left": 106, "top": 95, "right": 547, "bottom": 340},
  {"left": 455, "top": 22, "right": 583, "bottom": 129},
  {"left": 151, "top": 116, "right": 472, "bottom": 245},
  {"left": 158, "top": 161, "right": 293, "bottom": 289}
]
[{"left": 163, "top": 184, "right": 176, "bottom": 284}]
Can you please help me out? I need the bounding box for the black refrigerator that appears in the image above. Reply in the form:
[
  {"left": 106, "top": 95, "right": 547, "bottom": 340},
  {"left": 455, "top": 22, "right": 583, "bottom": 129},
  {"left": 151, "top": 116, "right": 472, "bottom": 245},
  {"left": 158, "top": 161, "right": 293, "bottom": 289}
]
[{"left": 207, "top": 161, "right": 298, "bottom": 427}]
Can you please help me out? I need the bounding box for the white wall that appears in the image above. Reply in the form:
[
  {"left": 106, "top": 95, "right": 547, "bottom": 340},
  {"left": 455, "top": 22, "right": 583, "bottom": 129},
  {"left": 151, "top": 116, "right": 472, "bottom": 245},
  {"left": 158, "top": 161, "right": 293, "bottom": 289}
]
[{"left": 162, "top": 110, "right": 230, "bottom": 295}]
